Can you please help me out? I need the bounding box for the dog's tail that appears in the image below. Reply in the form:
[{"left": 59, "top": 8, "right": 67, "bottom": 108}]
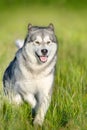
[{"left": 15, "top": 39, "right": 24, "bottom": 49}]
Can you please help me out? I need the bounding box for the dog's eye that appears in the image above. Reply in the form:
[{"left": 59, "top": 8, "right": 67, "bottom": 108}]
[
  {"left": 35, "top": 41, "right": 40, "bottom": 45},
  {"left": 47, "top": 41, "right": 51, "bottom": 44}
]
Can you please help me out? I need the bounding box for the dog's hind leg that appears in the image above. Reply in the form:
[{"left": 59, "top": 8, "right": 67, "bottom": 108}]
[{"left": 12, "top": 94, "right": 23, "bottom": 105}]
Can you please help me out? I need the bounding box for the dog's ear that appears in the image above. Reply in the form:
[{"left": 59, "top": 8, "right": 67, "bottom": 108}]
[
  {"left": 48, "top": 23, "right": 54, "bottom": 31},
  {"left": 28, "top": 23, "right": 32, "bottom": 31}
]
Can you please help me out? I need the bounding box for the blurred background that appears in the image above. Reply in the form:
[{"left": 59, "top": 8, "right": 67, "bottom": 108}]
[
  {"left": 0, "top": 0, "right": 87, "bottom": 42},
  {"left": 0, "top": 0, "right": 87, "bottom": 70}
]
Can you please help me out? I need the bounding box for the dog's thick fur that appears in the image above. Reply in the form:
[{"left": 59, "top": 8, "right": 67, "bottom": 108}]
[{"left": 3, "top": 23, "right": 58, "bottom": 126}]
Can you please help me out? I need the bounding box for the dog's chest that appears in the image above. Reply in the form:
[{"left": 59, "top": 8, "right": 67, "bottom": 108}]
[
  {"left": 20, "top": 69, "right": 54, "bottom": 94},
  {"left": 18, "top": 56, "right": 55, "bottom": 94}
]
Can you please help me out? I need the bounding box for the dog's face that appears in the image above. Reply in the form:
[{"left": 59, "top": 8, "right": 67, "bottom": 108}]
[{"left": 24, "top": 24, "right": 58, "bottom": 64}]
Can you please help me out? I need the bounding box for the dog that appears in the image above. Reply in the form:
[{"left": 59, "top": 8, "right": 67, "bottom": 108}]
[{"left": 3, "top": 23, "right": 58, "bottom": 126}]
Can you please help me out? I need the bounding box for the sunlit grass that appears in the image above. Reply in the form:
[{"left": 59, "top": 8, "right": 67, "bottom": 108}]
[{"left": 0, "top": 5, "right": 87, "bottom": 130}]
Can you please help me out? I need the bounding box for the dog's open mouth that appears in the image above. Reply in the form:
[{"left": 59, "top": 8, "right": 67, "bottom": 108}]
[
  {"left": 35, "top": 52, "right": 48, "bottom": 63},
  {"left": 39, "top": 56, "right": 48, "bottom": 63}
]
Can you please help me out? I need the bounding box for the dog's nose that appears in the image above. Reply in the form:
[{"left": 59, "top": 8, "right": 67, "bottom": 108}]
[{"left": 41, "top": 49, "right": 48, "bottom": 55}]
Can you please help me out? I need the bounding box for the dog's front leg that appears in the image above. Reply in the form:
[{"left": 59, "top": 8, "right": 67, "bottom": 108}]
[
  {"left": 24, "top": 93, "right": 37, "bottom": 108},
  {"left": 33, "top": 94, "right": 51, "bottom": 126}
]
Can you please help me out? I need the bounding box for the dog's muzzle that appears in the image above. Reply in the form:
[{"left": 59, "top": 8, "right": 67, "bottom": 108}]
[{"left": 35, "top": 49, "right": 48, "bottom": 63}]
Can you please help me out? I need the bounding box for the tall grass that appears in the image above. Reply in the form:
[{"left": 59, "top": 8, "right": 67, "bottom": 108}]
[{"left": 0, "top": 5, "right": 87, "bottom": 130}]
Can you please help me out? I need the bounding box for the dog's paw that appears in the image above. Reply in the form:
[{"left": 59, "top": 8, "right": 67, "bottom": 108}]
[{"left": 33, "top": 116, "right": 43, "bottom": 126}]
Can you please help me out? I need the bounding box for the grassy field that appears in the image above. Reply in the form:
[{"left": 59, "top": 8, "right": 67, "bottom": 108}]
[{"left": 0, "top": 4, "right": 87, "bottom": 130}]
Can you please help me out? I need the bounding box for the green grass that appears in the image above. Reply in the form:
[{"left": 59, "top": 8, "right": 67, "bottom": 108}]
[{"left": 0, "top": 4, "right": 87, "bottom": 130}]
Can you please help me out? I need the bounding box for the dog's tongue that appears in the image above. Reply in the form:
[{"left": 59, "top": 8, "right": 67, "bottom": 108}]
[{"left": 40, "top": 56, "right": 47, "bottom": 62}]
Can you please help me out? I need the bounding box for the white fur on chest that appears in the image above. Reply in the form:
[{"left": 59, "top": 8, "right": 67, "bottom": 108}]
[
  {"left": 17, "top": 70, "right": 54, "bottom": 95},
  {"left": 16, "top": 48, "right": 56, "bottom": 100}
]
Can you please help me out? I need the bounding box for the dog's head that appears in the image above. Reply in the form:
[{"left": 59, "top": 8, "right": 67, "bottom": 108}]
[{"left": 24, "top": 23, "right": 58, "bottom": 64}]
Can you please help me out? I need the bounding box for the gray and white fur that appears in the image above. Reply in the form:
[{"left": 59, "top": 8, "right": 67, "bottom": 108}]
[{"left": 3, "top": 23, "right": 58, "bottom": 126}]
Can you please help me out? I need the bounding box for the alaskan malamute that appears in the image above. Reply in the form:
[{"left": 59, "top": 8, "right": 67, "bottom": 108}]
[{"left": 3, "top": 23, "right": 58, "bottom": 126}]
